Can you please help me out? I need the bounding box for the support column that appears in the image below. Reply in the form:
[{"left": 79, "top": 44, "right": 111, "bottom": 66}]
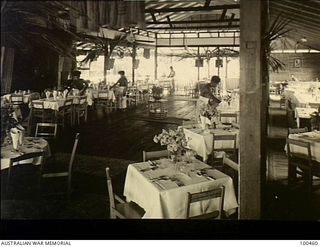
[
  {"left": 155, "top": 34, "right": 158, "bottom": 80},
  {"left": 197, "top": 46, "right": 200, "bottom": 81},
  {"left": 239, "top": 0, "right": 266, "bottom": 219},
  {"left": 132, "top": 44, "right": 136, "bottom": 85}
]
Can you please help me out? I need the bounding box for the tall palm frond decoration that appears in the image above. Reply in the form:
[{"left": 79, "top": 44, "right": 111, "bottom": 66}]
[
  {"left": 1, "top": 1, "right": 85, "bottom": 58},
  {"left": 263, "top": 14, "right": 293, "bottom": 72}
]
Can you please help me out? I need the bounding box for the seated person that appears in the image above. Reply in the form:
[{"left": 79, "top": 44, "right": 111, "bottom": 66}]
[{"left": 63, "top": 70, "right": 88, "bottom": 96}]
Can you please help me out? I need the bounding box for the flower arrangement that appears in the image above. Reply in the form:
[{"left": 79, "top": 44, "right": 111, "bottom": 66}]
[
  {"left": 1, "top": 98, "right": 22, "bottom": 144},
  {"left": 151, "top": 85, "right": 164, "bottom": 100},
  {"left": 223, "top": 94, "right": 232, "bottom": 106},
  {"left": 153, "top": 127, "right": 189, "bottom": 156}
]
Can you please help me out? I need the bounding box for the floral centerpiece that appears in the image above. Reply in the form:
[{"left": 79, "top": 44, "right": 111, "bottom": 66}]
[
  {"left": 153, "top": 127, "right": 189, "bottom": 162},
  {"left": 1, "top": 98, "right": 24, "bottom": 147},
  {"left": 151, "top": 85, "right": 164, "bottom": 100},
  {"left": 222, "top": 93, "right": 232, "bottom": 106}
]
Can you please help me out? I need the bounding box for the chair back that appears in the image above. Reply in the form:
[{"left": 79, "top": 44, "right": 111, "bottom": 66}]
[
  {"left": 10, "top": 151, "right": 45, "bottom": 166},
  {"left": 186, "top": 186, "right": 225, "bottom": 219},
  {"left": 286, "top": 137, "right": 312, "bottom": 167},
  {"left": 31, "top": 101, "right": 44, "bottom": 109},
  {"left": 67, "top": 133, "right": 80, "bottom": 193},
  {"left": 11, "top": 95, "right": 24, "bottom": 105},
  {"left": 64, "top": 98, "right": 73, "bottom": 106},
  {"left": 212, "top": 134, "right": 237, "bottom": 154},
  {"left": 79, "top": 96, "right": 87, "bottom": 105},
  {"left": 288, "top": 127, "right": 308, "bottom": 134},
  {"left": 35, "top": 123, "right": 58, "bottom": 139},
  {"left": 219, "top": 112, "right": 238, "bottom": 123},
  {"left": 105, "top": 167, "right": 116, "bottom": 217},
  {"left": 143, "top": 150, "right": 169, "bottom": 162}
]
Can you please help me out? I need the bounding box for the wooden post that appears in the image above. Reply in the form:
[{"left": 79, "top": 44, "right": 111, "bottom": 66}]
[
  {"left": 239, "top": 0, "right": 265, "bottom": 219},
  {"left": 103, "top": 44, "right": 109, "bottom": 85},
  {"left": 132, "top": 44, "right": 136, "bottom": 85},
  {"left": 155, "top": 33, "right": 158, "bottom": 80},
  {"left": 197, "top": 46, "right": 200, "bottom": 81}
]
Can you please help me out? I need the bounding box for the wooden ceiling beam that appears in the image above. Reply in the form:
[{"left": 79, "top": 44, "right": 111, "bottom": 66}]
[
  {"left": 271, "top": 2, "right": 320, "bottom": 19},
  {"left": 147, "top": 18, "right": 240, "bottom": 25},
  {"left": 146, "top": 24, "right": 240, "bottom": 30},
  {"left": 145, "top": 4, "right": 240, "bottom": 13},
  {"left": 272, "top": 0, "right": 320, "bottom": 13}
]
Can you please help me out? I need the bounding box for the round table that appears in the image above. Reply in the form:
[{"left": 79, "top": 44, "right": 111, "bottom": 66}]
[{"left": 1, "top": 137, "right": 50, "bottom": 170}]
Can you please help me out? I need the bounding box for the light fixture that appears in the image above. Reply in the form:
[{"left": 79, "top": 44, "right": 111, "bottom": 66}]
[{"left": 300, "top": 37, "right": 307, "bottom": 42}]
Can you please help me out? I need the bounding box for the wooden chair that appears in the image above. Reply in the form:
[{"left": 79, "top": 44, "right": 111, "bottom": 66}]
[
  {"left": 288, "top": 127, "right": 309, "bottom": 134},
  {"left": 35, "top": 123, "right": 58, "bottom": 139},
  {"left": 286, "top": 108, "right": 297, "bottom": 129},
  {"left": 57, "top": 98, "right": 73, "bottom": 128},
  {"left": 219, "top": 112, "right": 238, "bottom": 124},
  {"left": 30, "top": 101, "right": 54, "bottom": 124},
  {"left": 186, "top": 186, "right": 225, "bottom": 219},
  {"left": 142, "top": 150, "right": 169, "bottom": 162},
  {"left": 106, "top": 167, "right": 145, "bottom": 219},
  {"left": 280, "top": 96, "right": 286, "bottom": 109},
  {"left": 286, "top": 138, "right": 320, "bottom": 192},
  {"left": 211, "top": 134, "right": 238, "bottom": 167},
  {"left": 74, "top": 96, "right": 88, "bottom": 125},
  {"left": 5, "top": 151, "right": 45, "bottom": 198},
  {"left": 222, "top": 157, "right": 239, "bottom": 199},
  {"left": 41, "top": 133, "right": 80, "bottom": 195},
  {"left": 11, "top": 95, "right": 24, "bottom": 105}
]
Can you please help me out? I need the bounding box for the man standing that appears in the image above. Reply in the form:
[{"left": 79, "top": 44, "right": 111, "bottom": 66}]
[
  {"left": 200, "top": 75, "right": 221, "bottom": 99},
  {"left": 110, "top": 70, "right": 129, "bottom": 96},
  {"left": 63, "top": 70, "right": 88, "bottom": 96},
  {"left": 167, "top": 66, "right": 176, "bottom": 94}
]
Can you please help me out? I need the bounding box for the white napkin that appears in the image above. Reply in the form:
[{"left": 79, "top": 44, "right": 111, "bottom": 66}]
[
  {"left": 10, "top": 128, "right": 20, "bottom": 150},
  {"left": 45, "top": 91, "right": 51, "bottom": 99},
  {"left": 52, "top": 90, "right": 57, "bottom": 100},
  {"left": 63, "top": 90, "right": 68, "bottom": 98}
]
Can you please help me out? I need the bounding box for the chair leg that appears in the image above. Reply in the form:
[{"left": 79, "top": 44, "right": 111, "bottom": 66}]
[{"left": 288, "top": 163, "right": 297, "bottom": 186}]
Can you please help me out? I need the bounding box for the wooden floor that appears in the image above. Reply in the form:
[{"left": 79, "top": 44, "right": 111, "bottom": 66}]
[{"left": 55, "top": 96, "right": 196, "bottom": 162}]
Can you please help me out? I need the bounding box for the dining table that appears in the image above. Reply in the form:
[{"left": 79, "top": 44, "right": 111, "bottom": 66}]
[
  {"left": 286, "top": 131, "right": 320, "bottom": 163},
  {"left": 124, "top": 158, "right": 238, "bottom": 219},
  {"left": 1, "top": 137, "right": 50, "bottom": 170},
  {"left": 294, "top": 107, "right": 318, "bottom": 128},
  {"left": 183, "top": 123, "right": 239, "bottom": 162},
  {"left": 3, "top": 92, "right": 40, "bottom": 104}
]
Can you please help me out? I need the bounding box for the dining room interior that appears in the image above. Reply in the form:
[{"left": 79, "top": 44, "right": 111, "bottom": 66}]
[{"left": 1, "top": 0, "right": 320, "bottom": 227}]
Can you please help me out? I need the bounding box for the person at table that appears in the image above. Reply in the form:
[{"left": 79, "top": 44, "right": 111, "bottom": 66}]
[
  {"left": 167, "top": 66, "right": 176, "bottom": 94},
  {"left": 63, "top": 70, "right": 88, "bottom": 96},
  {"left": 110, "top": 70, "right": 129, "bottom": 96}
]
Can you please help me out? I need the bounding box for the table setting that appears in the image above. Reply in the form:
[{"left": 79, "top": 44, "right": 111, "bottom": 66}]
[
  {"left": 286, "top": 130, "right": 320, "bottom": 163},
  {"left": 124, "top": 157, "right": 238, "bottom": 218},
  {"left": 1, "top": 136, "right": 50, "bottom": 170},
  {"left": 183, "top": 123, "right": 239, "bottom": 161}
]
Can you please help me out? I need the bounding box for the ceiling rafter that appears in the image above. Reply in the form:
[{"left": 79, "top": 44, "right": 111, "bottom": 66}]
[
  {"left": 220, "top": 8, "right": 227, "bottom": 20},
  {"left": 147, "top": 18, "right": 240, "bottom": 25},
  {"left": 145, "top": 4, "right": 240, "bottom": 13},
  {"left": 146, "top": 24, "right": 240, "bottom": 30}
]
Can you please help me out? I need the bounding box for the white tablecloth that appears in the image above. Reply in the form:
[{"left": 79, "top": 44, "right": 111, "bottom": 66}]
[
  {"left": 286, "top": 131, "right": 320, "bottom": 163},
  {"left": 183, "top": 124, "right": 239, "bottom": 161},
  {"left": 295, "top": 107, "right": 318, "bottom": 128},
  {"left": 124, "top": 158, "right": 238, "bottom": 218},
  {"left": 1, "top": 137, "right": 50, "bottom": 170},
  {"left": 3, "top": 93, "right": 39, "bottom": 104},
  {"left": 31, "top": 97, "right": 78, "bottom": 111}
]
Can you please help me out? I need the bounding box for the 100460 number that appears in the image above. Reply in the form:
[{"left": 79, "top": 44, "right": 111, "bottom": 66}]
[{"left": 300, "top": 241, "right": 319, "bottom": 245}]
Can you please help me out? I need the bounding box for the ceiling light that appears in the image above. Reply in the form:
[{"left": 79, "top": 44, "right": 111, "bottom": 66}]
[{"left": 300, "top": 37, "right": 307, "bottom": 42}]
